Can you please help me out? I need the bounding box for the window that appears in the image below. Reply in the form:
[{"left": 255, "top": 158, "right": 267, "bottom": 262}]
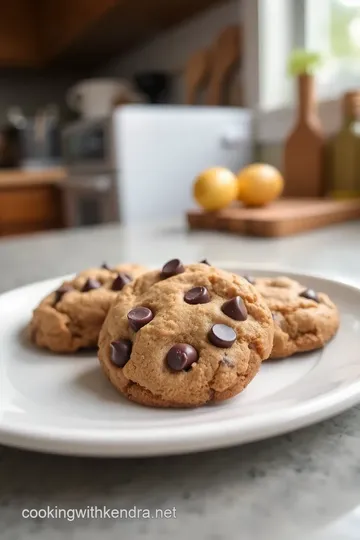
[
  {"left": 242, "top": 0, "right": 360, "bottom": 142},
  {"left": 306, "top": 0, "right": 360, "bottom": 99},
  {"left": 253, "top": 0, "right": 360, "bottom": 111}
]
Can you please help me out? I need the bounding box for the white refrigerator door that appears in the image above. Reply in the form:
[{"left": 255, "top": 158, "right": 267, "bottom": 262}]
[{"left": 114, "top": 106, "right": 253, "bottom": 225}]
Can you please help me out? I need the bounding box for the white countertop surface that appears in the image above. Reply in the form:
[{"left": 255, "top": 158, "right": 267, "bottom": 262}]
[{"left": 1, "top": 219, "right": 360, "bottom": 540}]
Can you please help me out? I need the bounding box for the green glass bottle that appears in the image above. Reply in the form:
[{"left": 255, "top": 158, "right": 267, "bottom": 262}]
[{"left": 330, "top": 91, "right": 360, "bottom": 199}]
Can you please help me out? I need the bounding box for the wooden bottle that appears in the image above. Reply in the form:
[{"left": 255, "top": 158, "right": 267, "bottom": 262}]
[
  {"left": 283, "top": 74, "right": 325, "bottom": 198},
  {"left": 329, "top": 91, "right": 360, "bottom": 199}
]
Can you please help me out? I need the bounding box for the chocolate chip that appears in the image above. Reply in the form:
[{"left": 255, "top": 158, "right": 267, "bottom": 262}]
[
  {"left": 54, "top": 284, "right": 74, "bottom": 304},
  {"left": 209, "top": 324, "right": 236, "bottom": 348},
  {"left": 221, "top": 296, "right": 247, "bottom": 321},
  {"left": 248, "top": 343, "right": 256, "bottom": 350},
  {"left": 200, "top": 259, "right": 211, "bottom": 265},
  {"left": 110, "top": 339, "right": 132, "bottom": 367},
  {"left": 184, "top": 286, "right": 210, "bottom": 305},
  {"left": 82, "top": 278, "right": 101, "bottom": 292},
  {"left": 112, "top": 273, "right": 131, "bottom": 291},
  {"left": 299, "top": 288, "right": 319, "bottom": 302},
  {"left": 127, "top": 307, "right": 154, "bottom": 332},
  {"left": 161, "top": 259, "right": 185, "bottom": 279},
  {"left": 243, "top": 275, "right": 255, "bottom": 285},
  {"left": 166, "top": 343, "right": 199, "bottom": 371},
  {"left": 101, "top": 263, "right": 110, "bottom": 270}
]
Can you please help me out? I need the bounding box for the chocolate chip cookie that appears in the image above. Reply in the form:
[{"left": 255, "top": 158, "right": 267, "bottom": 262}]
[
  {"left": 250, "top": 276, "right": 339, "bottom": 359},
  {"left": 98, "top": 261, "right": 274, "bottom": 408},
  {"left": 29, "top": 264, "right": 147, "bottom": 353}
]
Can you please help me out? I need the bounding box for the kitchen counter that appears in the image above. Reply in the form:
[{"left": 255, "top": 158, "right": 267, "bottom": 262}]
[
  {"left": 1, "top": 220, "right": 360, "bottom": 540},
  {"left": 0, "top": 167, "right": 66, "bottom": 189}
]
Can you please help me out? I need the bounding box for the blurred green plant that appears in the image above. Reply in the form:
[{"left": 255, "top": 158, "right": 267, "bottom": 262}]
[{"left": 287, "top": 49, "right": 323, "bottom": 77}]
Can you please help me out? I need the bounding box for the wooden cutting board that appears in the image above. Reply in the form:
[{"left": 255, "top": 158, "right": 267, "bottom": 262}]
[{"left": 187, "top": 199, "right": 360, "bottom": 237}]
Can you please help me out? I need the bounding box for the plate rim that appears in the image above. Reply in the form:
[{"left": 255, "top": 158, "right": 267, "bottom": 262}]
[{"left": 1, "top": 265, "right": 360, "bottom": 457}]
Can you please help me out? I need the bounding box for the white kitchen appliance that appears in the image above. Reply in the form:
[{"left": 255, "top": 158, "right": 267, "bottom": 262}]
[{"left": 61, "top": 105, "right": 253, "bottom": 228}]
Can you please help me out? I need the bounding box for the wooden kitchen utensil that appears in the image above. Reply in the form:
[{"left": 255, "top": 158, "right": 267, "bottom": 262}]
[
  {"left": 185, "top": 48, "right": 211, "bottom": 105},
  {"left": 206, "top": 25, "right": 241, "bottom": 106},
  {"left": 283, "top": 74, "right": 326, "bottom": 197},
  {"left": 187, "top": 198, "right": 360, "bottom": 237}
]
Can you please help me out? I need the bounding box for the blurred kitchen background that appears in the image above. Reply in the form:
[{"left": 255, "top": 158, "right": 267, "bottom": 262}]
[{"left": 0, "top": 0, "right": 359, "bottom": 237}]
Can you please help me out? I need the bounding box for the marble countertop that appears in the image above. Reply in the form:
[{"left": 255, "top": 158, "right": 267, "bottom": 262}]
[{"left": 1, "top": 220, "right": 360, "bottom": 540}]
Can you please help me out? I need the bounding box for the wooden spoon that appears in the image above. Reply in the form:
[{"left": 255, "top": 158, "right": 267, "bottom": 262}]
[
  {"left": 185, "top": 48, "right": 211, "bottom": 105},
  {"left": 206, "top": 25, "right": 241, "bottom": 106}
]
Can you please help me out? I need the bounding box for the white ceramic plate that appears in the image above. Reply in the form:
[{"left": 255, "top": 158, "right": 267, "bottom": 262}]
[{"left": 1, "top": 266, "right": 360, "bottom": 457}]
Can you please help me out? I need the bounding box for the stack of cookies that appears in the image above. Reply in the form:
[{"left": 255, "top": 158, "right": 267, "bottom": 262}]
[{"left": 29, "top": 259, "right": 339, "bottom": 408}]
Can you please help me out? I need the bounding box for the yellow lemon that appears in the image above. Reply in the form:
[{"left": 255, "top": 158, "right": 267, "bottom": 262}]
[
  {"left": 193, "top": 167, "right": 238, "bottom": 211},
  {"left": 237, "top": 164, "right": 284, "bottom": 207}
]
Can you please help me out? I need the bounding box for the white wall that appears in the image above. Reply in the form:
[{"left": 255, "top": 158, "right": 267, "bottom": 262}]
[{"left": 100, "top": 0, "right": 242, "bottom": 104}]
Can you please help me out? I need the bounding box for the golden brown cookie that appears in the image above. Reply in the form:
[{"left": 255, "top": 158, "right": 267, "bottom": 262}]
[
  {"left": 251, "top": 276, "right": 339, "bottom": 359},
  {"left": 29, "top": 264, "right": 147, "bottom": 353},
  {"left": 98, "top": 261, "right": 274, "bottom": 408}
]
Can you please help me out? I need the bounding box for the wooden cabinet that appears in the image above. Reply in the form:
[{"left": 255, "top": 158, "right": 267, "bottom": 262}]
[
  {"left": 0, "top": 185, "right": 63, "bottom": 237},
  {"left": 0, "top": 0, "right": 41, "bottom": 66},
  {"left": 0, "top": 0, "right": 122, "bottom": 66},
  {"left": 0, "top": 0, "right": 225, "bottom": 68},
  {"left": 39, "top": 0, "right": 118, "bottom": 61}
]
